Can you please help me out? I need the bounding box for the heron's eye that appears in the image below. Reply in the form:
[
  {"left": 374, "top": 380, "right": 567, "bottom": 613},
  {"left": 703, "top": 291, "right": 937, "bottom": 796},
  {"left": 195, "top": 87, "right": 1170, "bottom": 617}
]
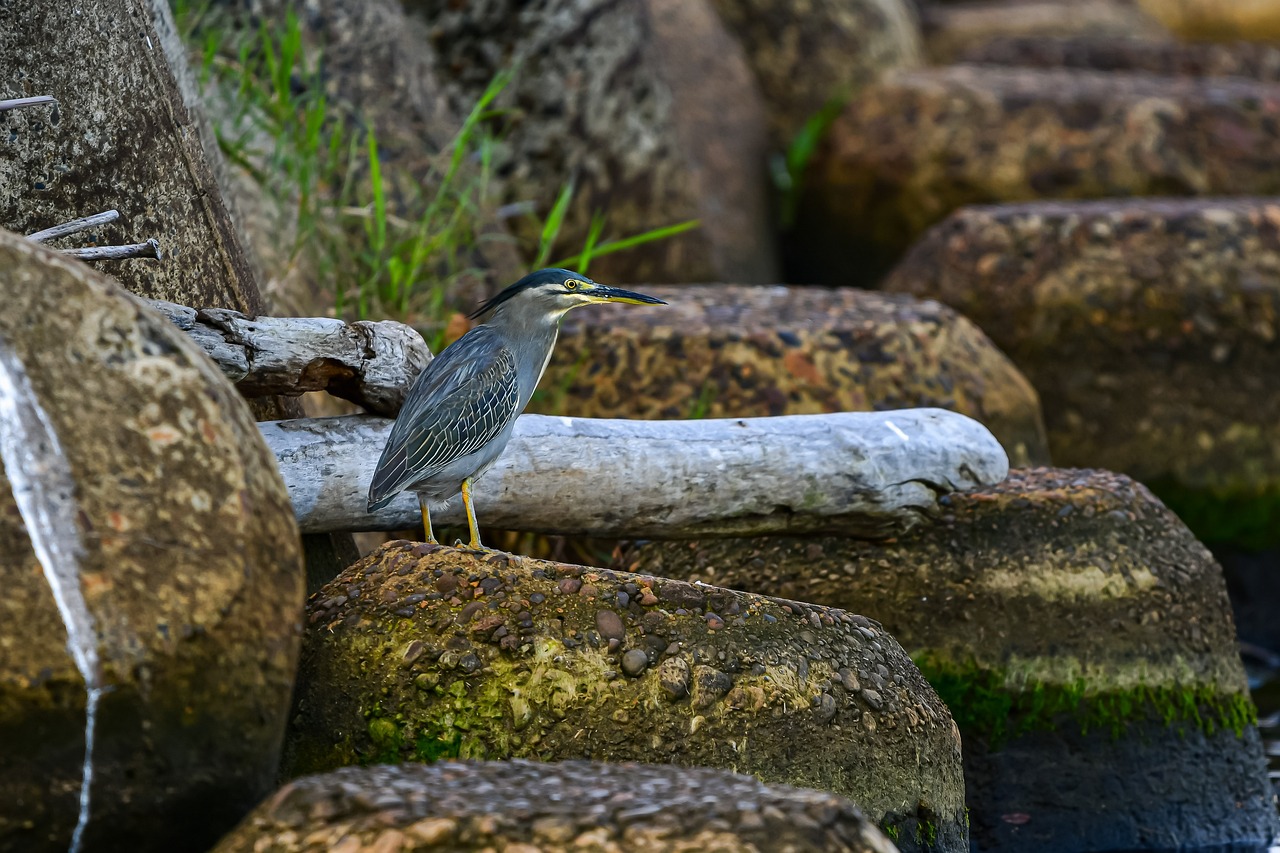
[{"left": 564, "top": 280, "right": 581, "bottom": 290}]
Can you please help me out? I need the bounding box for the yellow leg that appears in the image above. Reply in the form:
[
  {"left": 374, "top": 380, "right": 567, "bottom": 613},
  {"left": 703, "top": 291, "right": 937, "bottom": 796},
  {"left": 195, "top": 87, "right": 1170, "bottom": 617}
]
[
  {"left": 419, "top": 495, "right": 438, "bottom": 545},
  {"left": 461, "top": 477, "right": 485, "bottom": 550}
]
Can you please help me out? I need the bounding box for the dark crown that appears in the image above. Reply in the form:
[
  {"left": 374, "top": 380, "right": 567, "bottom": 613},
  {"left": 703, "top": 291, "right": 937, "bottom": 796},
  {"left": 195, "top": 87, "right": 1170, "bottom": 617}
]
[{"left": 469, "top": 268, "right": 589, "bottom": 319}]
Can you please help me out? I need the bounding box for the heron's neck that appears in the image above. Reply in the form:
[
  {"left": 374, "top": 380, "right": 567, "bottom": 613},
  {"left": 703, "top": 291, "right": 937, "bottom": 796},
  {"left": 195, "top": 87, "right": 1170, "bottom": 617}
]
[{"left": 486, "top": 307, "right": 566, "bottom": 408}]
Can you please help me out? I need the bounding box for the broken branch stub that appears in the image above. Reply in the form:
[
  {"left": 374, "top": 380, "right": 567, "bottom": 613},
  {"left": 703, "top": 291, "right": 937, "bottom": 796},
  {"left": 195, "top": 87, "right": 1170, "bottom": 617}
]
[
  {"left": 148, "top": 300, "right": 432, "bottom": 416},
  {"left": 259, "top": 408, "right": 1010, "bottom": 539},
  {"left": 26, "top": 209, "right": 120, "bottom": 243},
  {"left": 64, "top": 239, "right": 161, "bottom": 261},
  {"left": 0, "top": 95, "right": 56, "bottom": 112}
]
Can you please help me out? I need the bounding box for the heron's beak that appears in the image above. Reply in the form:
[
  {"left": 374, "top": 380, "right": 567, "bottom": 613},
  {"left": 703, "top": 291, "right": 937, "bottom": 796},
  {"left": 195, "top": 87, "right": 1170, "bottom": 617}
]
[{"left": 586, "top": 285, "right": 666, "bottom": 306}]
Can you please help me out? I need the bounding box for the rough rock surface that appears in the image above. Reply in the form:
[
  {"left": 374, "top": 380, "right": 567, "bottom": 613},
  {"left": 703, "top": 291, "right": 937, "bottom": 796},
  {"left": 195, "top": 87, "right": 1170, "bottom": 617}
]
[
  {"left": 883, "top": 198, "right": 1280, "bottom": 547},
  {"left": 794, "top": 65, "right": 1280, "bottom": 284},
  {"left": 624, "top": 468, "right": 1275, "bottom": 853},
  {"left": 964, "top": 34, "right": 1280, "bottom": 80},
  {"left": 285, "top": 542, "right": 967, "bottom": 852},
  {"left": 535, "top": 284, "right": 1049, "bottom": 467},
  {"left": 214, "top": 760, "right": 902, "bottom": 852},
  {"left": 920, "top": 0, "right": 1167, "bottom": 63},
  {"left": 0, "top": 232, "right": 305, "bottom": 851},
  {"left": 0, "top": 0, "right": 261, "bottom": 310},
  {"left": 708, "top": 0, "right": 922, "bottom": 146},
  {"left": 402, "top": 0, "right": 777, "bottom": 285}
]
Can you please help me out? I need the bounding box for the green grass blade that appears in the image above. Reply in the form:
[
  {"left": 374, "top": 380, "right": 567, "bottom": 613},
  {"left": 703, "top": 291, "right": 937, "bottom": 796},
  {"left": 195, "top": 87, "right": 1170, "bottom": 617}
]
[
  {"left": 444, "top": 68, "right": 513, "bottom": 186},
  {"left": 576, "top": 212, "right": 606, "bottom": 276},
  {"left": 535, "top": 181, "right": 575, "bottom": 268},
  {"left": 552, "top": 219, "right": 699, "bottom": 270},
  {"left": 779, "top": 88, "right": 850, "bottom": 227}
]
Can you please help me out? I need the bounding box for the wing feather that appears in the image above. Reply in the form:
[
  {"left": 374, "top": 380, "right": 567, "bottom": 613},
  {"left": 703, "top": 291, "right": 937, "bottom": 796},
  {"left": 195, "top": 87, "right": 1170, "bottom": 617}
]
[{"left": 367, "top": 326, "right": 520, "bottom": 509}]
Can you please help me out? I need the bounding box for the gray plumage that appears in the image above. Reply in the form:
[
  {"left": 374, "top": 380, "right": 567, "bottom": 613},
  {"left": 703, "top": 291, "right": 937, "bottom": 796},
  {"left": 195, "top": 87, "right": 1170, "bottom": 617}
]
[
  {"left": 365, "top": 268, "right": 664, "bottom": 547},
  {"left": 367, "top": 325, "right": 523, "bottom": 510}
]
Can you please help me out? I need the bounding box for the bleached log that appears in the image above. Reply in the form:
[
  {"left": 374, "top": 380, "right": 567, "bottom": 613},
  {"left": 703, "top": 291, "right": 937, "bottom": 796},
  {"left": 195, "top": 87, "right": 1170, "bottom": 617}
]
[
  {"left": 260, "top": 407, "right": 1010, "bottom": 539},
  {"left": 149, "top": 300, "right": 432, "bottom": 416}
]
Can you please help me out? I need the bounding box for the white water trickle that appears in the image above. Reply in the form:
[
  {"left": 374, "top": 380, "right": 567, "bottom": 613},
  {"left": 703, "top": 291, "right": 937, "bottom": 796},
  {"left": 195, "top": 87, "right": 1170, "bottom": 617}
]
[{"left": 0, "top": 340, "right": 100, "bottom": 853}]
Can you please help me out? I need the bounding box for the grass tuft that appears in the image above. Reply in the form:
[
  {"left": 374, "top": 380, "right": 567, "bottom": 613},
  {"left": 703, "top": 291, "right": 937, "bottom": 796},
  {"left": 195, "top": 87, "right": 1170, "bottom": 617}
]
[{"left": 174, "top": 0, "right": 698, "bottom": 337}]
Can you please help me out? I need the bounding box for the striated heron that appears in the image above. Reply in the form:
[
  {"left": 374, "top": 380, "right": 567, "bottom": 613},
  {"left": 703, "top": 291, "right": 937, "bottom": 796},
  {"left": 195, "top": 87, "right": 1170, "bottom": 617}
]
[{"left": 367, "top": 268, "right": 666, "bottom": 549}]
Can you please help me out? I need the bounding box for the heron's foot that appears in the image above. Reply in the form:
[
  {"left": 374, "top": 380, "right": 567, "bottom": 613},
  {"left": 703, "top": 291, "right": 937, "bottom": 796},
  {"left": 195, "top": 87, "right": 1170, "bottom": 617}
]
[{"left": 451, "top": 539, "right": 497, "bottom": 554}]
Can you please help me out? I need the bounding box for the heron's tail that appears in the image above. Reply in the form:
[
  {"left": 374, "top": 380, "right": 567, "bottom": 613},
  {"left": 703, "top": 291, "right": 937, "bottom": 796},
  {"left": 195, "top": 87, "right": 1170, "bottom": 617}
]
[{"left": 367, "top": 492, "right": 397, "bottom": 513}]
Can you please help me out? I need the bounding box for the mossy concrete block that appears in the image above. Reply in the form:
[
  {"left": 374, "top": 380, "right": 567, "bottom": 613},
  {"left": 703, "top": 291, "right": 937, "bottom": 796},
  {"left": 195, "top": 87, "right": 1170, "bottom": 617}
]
[
  {"left": 0, "top": 233, "right": 305, "bottom": 851},
  {"left": 0, "top": 0, "right": 262, "bottom": 311},
  {"left": 920, "top": 0, "right": 1167, "bottom": 63},
  {"left": 964, "top": 34, "right": 1280, "bottom": 80},
  {"left": 285, "top": 542, "right": 967, "bottom": 852},
  {"left": 883, "top": 198, "right": 1280, "bottom": 547},
  {"left": 708, "top": 0, "right": 922, "bottom": 147},
  {"left": 214, "top": 760, "right": 902, "bottom": 852},
  {"left": 624, "top": 468, "right": 1276, "bottom": 852},
  {"left": 794, "top": 65, "right": 1280, "bottom": 284},
  {"left": 534, "top": 284, "right": 1049, "bottom": 467}
]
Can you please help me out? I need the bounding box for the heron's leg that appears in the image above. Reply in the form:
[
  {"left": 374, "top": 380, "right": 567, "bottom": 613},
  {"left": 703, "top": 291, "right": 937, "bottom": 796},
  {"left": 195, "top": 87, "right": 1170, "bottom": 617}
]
[
  {"left": 418, "top": 495, "right": 438, "bottom": 545},
  {"left": 461, "top": 477, "right": 485, "bottom": 550}
]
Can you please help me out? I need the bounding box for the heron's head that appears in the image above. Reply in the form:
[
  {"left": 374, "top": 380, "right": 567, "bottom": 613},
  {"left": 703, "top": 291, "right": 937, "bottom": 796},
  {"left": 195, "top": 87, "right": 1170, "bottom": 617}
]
[{"left": 470, "top": 268, "right": 666, "bottom": 323}]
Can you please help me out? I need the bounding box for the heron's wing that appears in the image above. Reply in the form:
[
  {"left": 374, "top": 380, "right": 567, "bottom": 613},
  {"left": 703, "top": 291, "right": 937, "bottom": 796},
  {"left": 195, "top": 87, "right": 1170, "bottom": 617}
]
[{"left": 367, "top": 326, "right": 520, "bottom": 509}]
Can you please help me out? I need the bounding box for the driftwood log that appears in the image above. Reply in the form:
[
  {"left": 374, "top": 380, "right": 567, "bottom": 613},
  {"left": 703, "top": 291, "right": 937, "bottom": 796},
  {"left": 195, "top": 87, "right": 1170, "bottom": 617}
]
[
  {"left": 148, "top": 299, "right": 432, "bottom": 416},
  {"left": 259, "top": 408, "right": 1010, "bottom": 538}
]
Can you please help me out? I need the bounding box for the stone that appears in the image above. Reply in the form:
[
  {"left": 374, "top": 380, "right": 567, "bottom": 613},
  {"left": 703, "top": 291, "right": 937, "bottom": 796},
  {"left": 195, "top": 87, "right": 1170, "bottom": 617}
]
[
  {"left": 707, "top": 0, "right": 922, "bottom": 146},
  {"left": 284, "top": 542, "right": 966, "bottom": 851},
  {"left": 1137, "top": 0, "right": 1280, "bottom": 40},
  {"left": 963, "top": 34, "right": 1280, "bottom": 81},
  {"left": 882, "top": 197, "right": 1280, "bottom": 548},
  {"left": 623, "top": 468, "right": 1276, "bottom": 853},
  {"left": 620, "top": 648, "right": 650, "bottom": 677},
  {"left": 402, "top": 0, "right": 778, "bottom": 285},
  {"left": 0, "top": 232, "right": 305, "bottom": 851},
  {"left": 920, "top": 0, "right": 1167, "bottom": 63},
  {"left": 793, "top": 65, "right": 1280, "bottom": 285},
  {"left": 534, "top": 284, "right": 1049, "bottom": 467},
  {"left": 0, "top": 0, "right": 260, "bottom": 310},
  {"left": 212, "top": 760, "right": 903, "bottom": 852}
]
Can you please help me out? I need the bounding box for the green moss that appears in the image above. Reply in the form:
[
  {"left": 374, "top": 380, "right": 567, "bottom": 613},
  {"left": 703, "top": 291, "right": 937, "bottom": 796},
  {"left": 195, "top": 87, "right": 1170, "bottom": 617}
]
[
  {"left": 366, "top": 717, "right": 403, "bottom": 763},
  {"left": 914, "top": 652, "right": 1257, "bottom": 748},
  {"left": 1145, "top": 477, "right": 1280, "bottom": 550},
  {"left": 357, "top": 636, "right": 619, "bottom": 765},
  {"left": 413, "top": 726, "right": 464, "bottom": 762}
]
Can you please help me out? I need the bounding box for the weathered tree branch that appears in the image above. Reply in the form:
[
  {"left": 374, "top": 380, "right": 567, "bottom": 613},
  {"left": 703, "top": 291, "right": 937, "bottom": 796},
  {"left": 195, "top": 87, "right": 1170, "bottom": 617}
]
[
  {"left": 0, "top": 95, "right": 55, "bottom": 112},
  {"left": 149, "top": 299, "right": 432, "bottom": 416},
  {"left": 27, "top": 211, "right": 160, "bottom": 262},
  {"left": 64, "top": 239, "right": 162, "bottom": 261},
  {"left": 27, "top": 210, "right": 120, "bottom": 243},
  {"left": 259, "top": 408, "right": 1010, "bottom": 539}
]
